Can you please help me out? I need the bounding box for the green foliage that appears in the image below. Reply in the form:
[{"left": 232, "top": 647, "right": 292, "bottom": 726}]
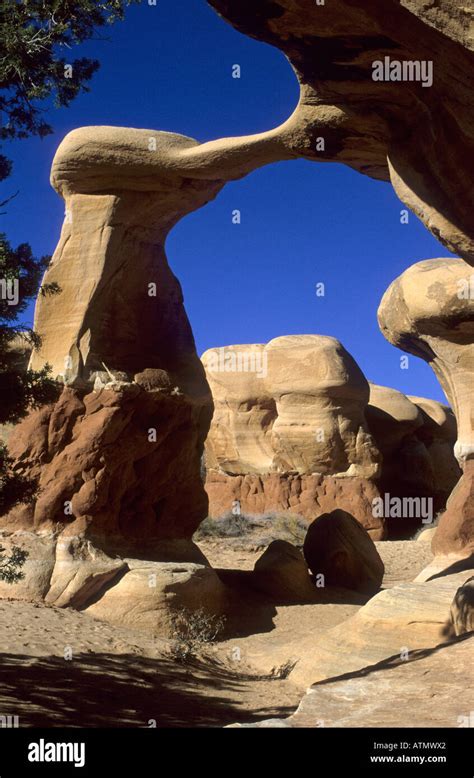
[
  {"left": 0, "top": 231, "right": 52, "bottom": 328},
  {"left": 0, "top": 0, "right": 138, "bottom": 179},
  {"left": 194, "top": 512, "right": 309, "bottom": 547},
  {"left": 0, "top": 442, "right": 38, "bottom": 512},
  {"left": 194, "top": 514, "right": 253, "bottom": 539},
  {"left": 0, "top": 2, "right": 136, "bottom": 514},
  {"left": 0, "top": 231, "right": 59, "bottom": 512},
  {"left": 0, "top": 232, "right": 59, "bottom": 426},
  {"left": 0, "top": 543, "right": 28, "bottom": 583}
]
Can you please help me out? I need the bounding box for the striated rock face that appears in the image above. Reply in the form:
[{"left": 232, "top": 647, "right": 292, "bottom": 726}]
[
  {"left": 245, "top": 636, "right": 474, "bottom": 729},
  {"left": 408, "top": 395, "right": 461, "bottom": 497},
  {"left": 202, "top": 336, "right": 385, "bottom": 536},
  {"left": 303, "top": 510, "right": 384, "bottom": 595},
  {"left": 202, "top": 338, "right": 379, "bottom": 477},
  {"left": 205, "top": 470, "right": 385, "bottom": 538},
  {"left": 378, "top": 258, "right": 474, "bottom": 557},
  {"left": 0, "top": 380, "right": 221, "bottom": 631},
  {"left": 3, "top": 385, "right": 210, "bottom": 557},
  {"left": 284, "top": 570, "right": 473, "bottom": 687},
  {"left": 208, "top": 0, "right": 474, "bottom": 263},
  {"left": 398, "top": 1, "right": 474, "bottom": 50},
  {"left": 366, "top": 384, "right": 461, "bottom": 534},
  {"left": 203, "top": 337, "right": 460, "bottom": 536},
  {"left": 265, "top": 336, "right": 378, "bottom": 476},
  {"left": 202, "top": 344, "right": 275, "bottom": 475},
  {"left": 30, "top": 127, "right": 225, "bottom": 393},
  {"left": 433, "top": 460, "right": 474, "bottom": 558}
]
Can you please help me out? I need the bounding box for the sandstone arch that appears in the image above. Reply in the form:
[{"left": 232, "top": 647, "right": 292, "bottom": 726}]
[
  {"left": 208, "top": 0, "right": 474, "bottom": 263},
  {"left": 1, "top": 0, "right": 473, "bottom": 623}
]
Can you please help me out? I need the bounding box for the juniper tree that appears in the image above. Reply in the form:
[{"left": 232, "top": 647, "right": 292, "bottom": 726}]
[
  {"left": 0, "top": 543, "right": 27, "bottom": 583},
  {"left": 0, "top": 0, "right": 137, "bottom": 184},
  {"left": 0, "top": 1, "right": 137, "bottom": 520}
]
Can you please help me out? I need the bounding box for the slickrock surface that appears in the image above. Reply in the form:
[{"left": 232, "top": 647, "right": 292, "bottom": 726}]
[
  {"left": 238, "top": 635, "right": 473, "bottom": 728},
  {"left": 219, "top": 568, "right": 473, "bottom": 691}
]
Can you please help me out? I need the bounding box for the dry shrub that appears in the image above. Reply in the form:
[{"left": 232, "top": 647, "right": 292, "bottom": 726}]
[{"left": 169, "top": 607, "right": 226, "bottom": 662}]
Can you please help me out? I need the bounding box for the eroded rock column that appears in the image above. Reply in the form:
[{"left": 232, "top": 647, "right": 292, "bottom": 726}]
[
  {"left": 0, "top": 124, "right": 300, "bottom": 628},
  {"left": 366, "top": 384, "right": 461, "bottom": 535},
  {"left": 203, "top": 335, "right": 385, "bottom": 537},
  {"left": 378, "top": 258, "right": 474, "bottom": 559}
]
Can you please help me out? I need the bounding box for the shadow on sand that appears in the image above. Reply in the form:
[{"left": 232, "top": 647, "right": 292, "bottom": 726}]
[{"left": 0, "top": 651, "right": 297, "bottom": 728}]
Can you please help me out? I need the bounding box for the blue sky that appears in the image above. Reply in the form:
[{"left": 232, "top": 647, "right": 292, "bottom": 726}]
[{"left": 1, "top": 0, "right": 453, "bottom": 403}]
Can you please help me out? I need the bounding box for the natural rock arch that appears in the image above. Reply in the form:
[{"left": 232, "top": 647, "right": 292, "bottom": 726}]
[
  {"left": 1, "top": 0, "right": 472, "bottom": 624},
  {"left": 208, "top": 0, "right": 474, "bottom": 264}
]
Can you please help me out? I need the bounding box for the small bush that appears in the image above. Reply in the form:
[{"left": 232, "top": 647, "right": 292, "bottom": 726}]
[
  {"left": 0, "top": 443, "right": 39, "bottom": 513},
  {"left": 264, "top": 513, "right": 309, "bottom": 548},
  {"left": 194, "top": 511, "right": 310, "bottom": 548},
  {"left": 268, "top": 659, "right": 298, "bottom": 679},
  {"left": 0, "top": 545, "right": 28, "bottom": 584},
  {"left": 169, "top": 607, "right": 226, "bottom": 662},
  {"left": 194, "top": 513, "right": 255, "bottom": 539}
]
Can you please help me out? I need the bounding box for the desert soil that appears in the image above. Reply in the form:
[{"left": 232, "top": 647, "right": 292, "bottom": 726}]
[{"left": 0, "top": 539, "right": 433, "bottom": 728}]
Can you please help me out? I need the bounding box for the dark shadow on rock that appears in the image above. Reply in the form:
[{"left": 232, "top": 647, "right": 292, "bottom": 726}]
[
  {"left": 426, "top": 554, "right": 474, "bottom": 581},
  {"left": 310, "top": 633, "right": 474, "bottom": 690},
  {"left": 215, "top": 569, "right": 278, "bottom": 638},
  {"left": 75, "top": 564, "right": 130, "bottom": 611}
]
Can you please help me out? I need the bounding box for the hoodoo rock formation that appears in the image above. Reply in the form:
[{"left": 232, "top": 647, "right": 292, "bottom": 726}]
[
  {"left": 203, "top": 337, "right": 460, "bottom": 536},
  {"left": 378, "top": 258, "right": 474, "bottom": 560},
  {"left": 30, "top": 125, "right": 294, "bottom": 386},
  {"left": 208, "top": 0, "right": 474, "bottom": 263},
  {"left": 1, "top": 125, "right": 315, "bottom": 628},
  {"left": 203, "top": 336, "right": 385, "bottom": 538},
  {"left": 3, "top": 129, "right": 229, "bottom": 561},
  {"left": 366, "top": 384, "right": 461, "bottom": 534},
  {"left": 2, "top": 0, "right": 473, "bottom": 630}
]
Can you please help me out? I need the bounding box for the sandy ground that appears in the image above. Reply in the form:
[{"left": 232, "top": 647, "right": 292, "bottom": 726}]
[
  {"left": 0, "top": 539, "right": 433, "bottom": 727},
  {"left": 197, "top": 539, "right": 435, "bottom": 685},
  {"left": 0, "top": 599, "right": 301, "bottom": 727},
  {"left": 198, "top": 538, "right": 434, "bottom": 586}
]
